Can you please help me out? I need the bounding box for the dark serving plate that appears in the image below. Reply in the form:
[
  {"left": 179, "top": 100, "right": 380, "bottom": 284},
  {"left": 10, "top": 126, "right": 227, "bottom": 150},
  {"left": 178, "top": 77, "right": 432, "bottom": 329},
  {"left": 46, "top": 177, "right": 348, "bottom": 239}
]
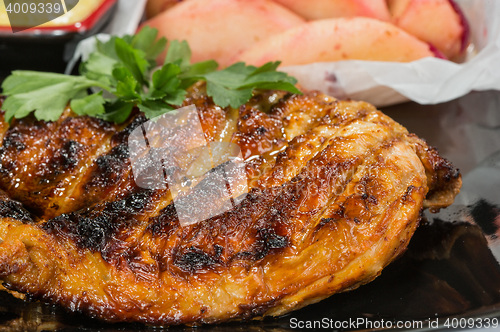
[
  {"left": 0, "top": 90, "right": 499, "bottom": 331},
  {"left": 0, "top": 0, "right": 117, "bottom": 78}
]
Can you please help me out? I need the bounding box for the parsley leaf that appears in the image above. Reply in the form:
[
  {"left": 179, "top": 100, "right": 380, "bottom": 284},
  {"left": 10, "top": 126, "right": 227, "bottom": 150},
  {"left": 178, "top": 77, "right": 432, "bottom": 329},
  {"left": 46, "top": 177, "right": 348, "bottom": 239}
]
[
  {"left": 70, "top": 92, "right": 106, "bottom": 117},
  {"left": 114, "top": 38, "right": 150, "bottom": 86},
  {"left": 1, "top": 71, "right": 107, "bottom": 122},
  {"left": 98, "top": 101, "right": 134, "bottom": 124},
  {"left": 198, "top": 62, "right": 301, "bottom": 108},
  {"left": 165, "top": 40, "right": 192, "bottom": 69},
  {"left": 0, "top": 28, "right": 301, "bottom": 124},
  {"left": 130, "top": 26, "right": 167, "bottom": 62},
  {"left": 149, "top": 63, "right": 182, "bottom": 99},
  {"left": 205, "top": 81, "right": 253, "bottom": 109},
  {"left": 139, "top": 100, "right": 175, "bottom": 119}
]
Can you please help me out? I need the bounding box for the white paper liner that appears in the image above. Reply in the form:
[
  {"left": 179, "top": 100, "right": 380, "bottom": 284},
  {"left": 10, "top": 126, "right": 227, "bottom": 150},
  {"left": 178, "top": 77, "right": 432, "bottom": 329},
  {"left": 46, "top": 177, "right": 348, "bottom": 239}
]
[{"left": 65, "top": 0, "right": 146, "bottom": 73}]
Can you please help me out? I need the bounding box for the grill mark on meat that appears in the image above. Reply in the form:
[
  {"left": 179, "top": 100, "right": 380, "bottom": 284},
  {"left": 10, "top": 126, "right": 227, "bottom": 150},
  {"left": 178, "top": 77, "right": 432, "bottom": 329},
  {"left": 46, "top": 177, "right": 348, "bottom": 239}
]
[
  {"left": 173, "top": 246, "right": 223, "bottom": 272},
  {"left": 2, "top": 131, "right": 26, "bottom": 151},
  {"left": 54, "top": 140, "right": 83, "bottom": 170},
  {"left": 308, "top": 138, "right": 397, "bottom": 237},
  {"left": 57, "top": 116, "right": 147, "bottom": 214},
  {"left": 0, "top": 113, "right": 119, "bottom": 218},
  {"left": 145, "top": 185, "right": 292, "bottom": 270},
  {"left": 0, "top": 191, "right": 34, "bottom": 223},
  {"left": 145, "top": 138, "right": 371, "bottom": 270},
  {"left": 84, "top": 143, "right": 131, "bottom": 191},
  {"left": 147, "top": 203, "right": 178, "bottom": 237},
  {"left": 308, "top": 137, "right": 419, "bottom": 244},
  {"left": 255, "top": 228, "right": 288, "bottom": 259},
  {"left": 42, "top": 190, "right": 155, "bottom": 254},
  {"left": 38, "top": 140, "right": 85, "bottom": 180}
]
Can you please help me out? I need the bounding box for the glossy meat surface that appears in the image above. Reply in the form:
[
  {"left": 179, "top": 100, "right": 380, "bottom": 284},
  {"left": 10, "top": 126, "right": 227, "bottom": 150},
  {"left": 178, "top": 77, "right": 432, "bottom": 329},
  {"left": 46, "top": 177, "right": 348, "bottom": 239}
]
[{"left": 0, "top": 88, "right": 461, "bottom": 325}]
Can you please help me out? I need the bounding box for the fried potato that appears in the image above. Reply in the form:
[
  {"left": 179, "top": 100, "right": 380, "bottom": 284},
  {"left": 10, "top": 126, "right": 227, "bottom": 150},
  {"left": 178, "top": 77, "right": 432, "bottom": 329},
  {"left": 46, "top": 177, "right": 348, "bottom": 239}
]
[
  {"left": 236, "top": 17, "right": 436, "bottom": 66},
  {"left": 388, "top": 0, "right": 468, "bottom": 59},
  {"left": 273, "top": 0, "right": 390, "bottom": 21},
  {"left": 143, "top": 0, "right": 305, "bottom": 67}
]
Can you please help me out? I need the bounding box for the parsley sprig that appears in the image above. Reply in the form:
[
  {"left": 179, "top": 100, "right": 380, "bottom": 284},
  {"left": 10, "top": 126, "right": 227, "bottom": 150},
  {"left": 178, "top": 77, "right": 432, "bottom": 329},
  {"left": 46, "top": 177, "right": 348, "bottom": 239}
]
[{"left": 1, "top": 27, "right": 301, "bottom": 123}]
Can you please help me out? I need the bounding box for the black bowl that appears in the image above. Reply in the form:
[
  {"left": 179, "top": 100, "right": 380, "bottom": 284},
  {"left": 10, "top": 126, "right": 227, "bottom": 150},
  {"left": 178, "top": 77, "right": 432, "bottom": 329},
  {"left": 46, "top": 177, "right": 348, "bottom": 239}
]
[{"left": 0, "top": 0, "right": 117, "bottom": 78}]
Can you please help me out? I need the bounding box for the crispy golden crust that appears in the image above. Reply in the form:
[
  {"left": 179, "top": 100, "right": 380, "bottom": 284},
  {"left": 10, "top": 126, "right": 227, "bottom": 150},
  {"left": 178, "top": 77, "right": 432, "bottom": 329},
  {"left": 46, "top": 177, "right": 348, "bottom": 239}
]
[{"left": 0, "top": 89, "right": 461, "bottom": 325}]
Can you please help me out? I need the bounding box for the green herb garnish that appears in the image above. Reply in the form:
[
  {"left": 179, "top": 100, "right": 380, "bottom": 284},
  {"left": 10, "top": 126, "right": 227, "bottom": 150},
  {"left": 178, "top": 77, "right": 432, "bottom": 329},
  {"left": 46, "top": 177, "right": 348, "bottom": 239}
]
[{"left": 1, "top": 27, "right": 301, "bottom": 123}]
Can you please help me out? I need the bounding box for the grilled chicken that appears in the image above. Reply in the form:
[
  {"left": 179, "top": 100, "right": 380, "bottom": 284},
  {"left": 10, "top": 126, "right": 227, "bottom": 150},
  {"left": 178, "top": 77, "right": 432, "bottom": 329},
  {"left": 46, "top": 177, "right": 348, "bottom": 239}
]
[{"left": 0, "top": 86, "right": 461, "bottom": 325}]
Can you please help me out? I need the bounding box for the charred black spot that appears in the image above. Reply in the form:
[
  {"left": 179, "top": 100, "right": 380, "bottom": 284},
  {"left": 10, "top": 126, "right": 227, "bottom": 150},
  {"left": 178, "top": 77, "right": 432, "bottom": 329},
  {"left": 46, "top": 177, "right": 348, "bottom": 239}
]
[
  {"left": 443, "top": 167, "right": 461, "bottom": 182},
  {"left": 2, "top": 132, "right": 26, "bottom": 151},
  {"left": 319, "top": 217, "right": 335, "bottom": 227},
  {"left": 43, "top": 190, "right": 154, "bottom": 252},
  {"left": 0, "top": 149, "right": 6, "bottom": 173},
  {"left": 260, "top": 229, "right": 288, "bottom": 249},
  {"left": 106, "top": 190, "right": 152, "bottom": 216},
  {"left": 42, "top": 213, "right": 115, "bottom": 251},
  {"left": 76, "top": 215, "right": 114, "bottom": 250},
  {"left": 254, "top": 228, "right": 288, "bottom": 260},
  {"left": 314, "top": 208, "right": 345, "bottom": 235},
  {"left": 56, "top": 140, "right": 83, "bottom": 170},
  {"left": 402, "top": 185, "right": 417, "bottom": 202},
  {"left": 38, "top": 140, "right": 85, "bottom": 181},
  {"left": 85, "top": 143, "right": 130, "bottom": 190},
  {"left": 42, "top": 213, "right": 74, "bottom": 235},
  {"left": 0, "top": 198, "right": 33, "bottom": 223},
  {"left": 147, "top": 203, "right": 179, "bottom": 236},
  {"left": 96, "top": 144, "right": 130, "bottom": 171},
  {"left": 214, "top": 244, "right": 223, "bottom": 256},
  {"left": 255, "top": 126, "right": 267, "bottom": 135},
  {"left": 174, "top": 246, "right": 221, "bottom": 272}
]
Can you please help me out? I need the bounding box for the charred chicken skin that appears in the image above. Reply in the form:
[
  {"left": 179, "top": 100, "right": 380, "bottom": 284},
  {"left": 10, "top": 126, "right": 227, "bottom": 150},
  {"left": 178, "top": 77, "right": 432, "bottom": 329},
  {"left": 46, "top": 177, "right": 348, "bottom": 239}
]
[{"left": 0, "top": 87, "right": 461, "bottom": 325}]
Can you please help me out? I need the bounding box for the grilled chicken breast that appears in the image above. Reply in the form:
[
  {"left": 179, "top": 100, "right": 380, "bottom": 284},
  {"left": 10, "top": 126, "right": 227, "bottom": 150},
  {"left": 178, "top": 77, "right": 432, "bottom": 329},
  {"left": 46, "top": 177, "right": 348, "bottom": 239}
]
[{"left": 0, "top": 86, "right": 461, "bottom": 325}]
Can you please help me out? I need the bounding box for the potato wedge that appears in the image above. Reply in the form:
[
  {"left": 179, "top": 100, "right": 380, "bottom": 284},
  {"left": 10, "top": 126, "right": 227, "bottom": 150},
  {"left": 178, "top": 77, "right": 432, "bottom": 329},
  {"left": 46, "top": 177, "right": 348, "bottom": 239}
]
[
  {"left": 236, "top": 17, "right": 436, "bottom": 66},
  {"left": 273, "top": 0, "right": 390, "bottom": 21},
  {"left": 388, "top": 0, "right": 467, "bottom": 59},
  {"left": 143, "top": 0, "right": 305, "bottom": 67}
]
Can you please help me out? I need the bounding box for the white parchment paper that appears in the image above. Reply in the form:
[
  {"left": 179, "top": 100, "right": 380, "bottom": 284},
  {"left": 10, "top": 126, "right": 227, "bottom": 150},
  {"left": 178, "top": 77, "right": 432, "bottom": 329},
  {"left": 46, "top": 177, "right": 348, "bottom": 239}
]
[
  {"left": 282, "top": 0, "right": 500, "bottom": 106},
  {"left": 65, "top": 0, "right": 146, "bottom": 73},
  {"left": 103, "top": 0, "right": 147, "bottom": 35}
]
